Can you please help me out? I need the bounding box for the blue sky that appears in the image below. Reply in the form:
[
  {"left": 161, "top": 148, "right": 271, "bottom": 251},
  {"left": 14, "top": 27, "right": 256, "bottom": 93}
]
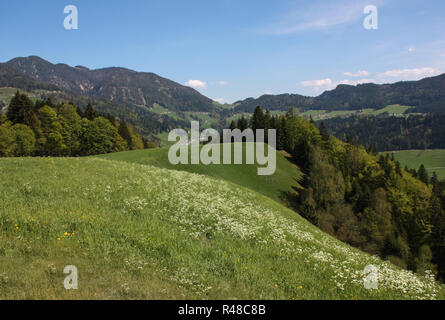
[{"left": 1, "top": 0, "right": 445, "bottom": 103}]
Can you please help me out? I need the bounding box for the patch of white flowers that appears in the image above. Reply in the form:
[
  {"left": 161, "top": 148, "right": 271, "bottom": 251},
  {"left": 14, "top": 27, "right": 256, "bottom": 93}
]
[
  {"left": 123, "top": 196, "right": 148, "bottom": 214},
  {"left": 77, "top": 159, "right": 445, "bottom": 299}
]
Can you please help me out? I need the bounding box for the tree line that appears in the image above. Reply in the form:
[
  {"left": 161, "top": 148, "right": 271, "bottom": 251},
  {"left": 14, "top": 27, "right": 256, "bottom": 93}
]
[
  {"left": 231, "top": 106, "right": 445, "bottom": 282},
  {"left": 0, "top": 91, "right": 155, "bottom": 157}
]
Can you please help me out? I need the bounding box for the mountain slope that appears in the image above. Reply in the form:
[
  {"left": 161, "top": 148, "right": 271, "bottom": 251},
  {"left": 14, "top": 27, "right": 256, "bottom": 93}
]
[
  {"left": 5, "top": 56, "right": 216, "bottom": 112},
  {"left": 96, "top": 143, "right": 302, "bottom": 204},
  {"left": 0, "top": 63, "right": 59, "bottom": 92},
  {"left": 0, "top": 157, "right": 443, "bottom": 299},
  {"left": 234, "top": 74, "right": 445, "bottom": 113}
]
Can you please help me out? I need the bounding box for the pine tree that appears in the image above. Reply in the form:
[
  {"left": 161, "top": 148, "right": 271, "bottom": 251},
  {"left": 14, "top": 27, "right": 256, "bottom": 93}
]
[
  {"left": 84, "top": 104, "right": 98, "bottom": 120},
  {"left": 395, "top": 161, "right": 402, "bottom": 176},
  {"left": 6, "top": 92, "right": 40, "bottom": 132},
  {"left": 418, "top": 164, "right": 429, "bottom": 184},
  {"left": 118, "top": 121, "right": 133, "bottom": 148},
  {"left": 237, "top": 116, "right": 248, "bottom": 131},
  {"left": 229, "top": 120, "right": 236, "bottom": 130},
  {"left": 319, "top": 121, "right": 329, "bottom": 141},
  {"left": 251, "top": 106, "right": 265, "bottom": 132}
]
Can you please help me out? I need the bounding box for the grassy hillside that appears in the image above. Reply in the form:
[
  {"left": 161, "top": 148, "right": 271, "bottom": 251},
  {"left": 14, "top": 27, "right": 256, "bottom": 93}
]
[
  {"left": 385, "top": 149, "right": 445, "bottom": 179},
  {"left": 1, "top": 157, "right": 443, "bottom": 299},
  {"left": 225, "top": 105, "right": 413, "bottom": 125},
  {"left": 96, "top": 144, "right": 302, "bottom": 204},
  {"left": 372, "top": 104, "right": 412, "bottom": 115}
]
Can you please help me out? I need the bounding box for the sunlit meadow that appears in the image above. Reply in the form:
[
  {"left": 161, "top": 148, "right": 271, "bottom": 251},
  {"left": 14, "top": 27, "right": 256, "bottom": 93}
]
[{"left": 0, "top": 157, "right": 444, "bottom": 299}]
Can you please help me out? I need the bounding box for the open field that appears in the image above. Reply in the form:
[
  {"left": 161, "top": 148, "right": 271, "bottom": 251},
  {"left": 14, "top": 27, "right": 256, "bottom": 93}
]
[
  {"left": 373, "top": 104, "right": 413, "bottom": 115},
  {"left": 1, "top": 156, "right": 443, "bottom": 299},
  {"left": 225, "top": 104, "right": 414, "bottom": 125},
  {"left": 384, "top": 149, "right": 445, "bottom": 179}
]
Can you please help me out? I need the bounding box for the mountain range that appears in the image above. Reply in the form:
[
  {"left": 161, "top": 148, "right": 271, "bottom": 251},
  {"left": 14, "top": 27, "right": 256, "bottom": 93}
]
[
  {"left": 234, "top": 74, "right": 445, "bottom": 113},
  {"left": 3, "top": 56, "right": 216, "bottom": 112},
  {"left": 1, "top": 56, "right": 445, "bottom": 135}
]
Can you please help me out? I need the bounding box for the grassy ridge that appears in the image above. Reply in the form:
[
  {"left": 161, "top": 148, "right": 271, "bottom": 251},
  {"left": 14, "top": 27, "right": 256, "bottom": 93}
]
[
  {"left": 96, "top": 144, "right": 302, "bottom": 204},
  {"left": 1, "top": 157, "right": 443, "bottom": 299},
  {"left": 386, "top": 149, "right": 445, "bottom": 179}
]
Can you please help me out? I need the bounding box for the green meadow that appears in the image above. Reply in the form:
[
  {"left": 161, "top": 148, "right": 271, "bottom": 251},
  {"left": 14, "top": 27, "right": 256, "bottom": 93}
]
[
  {"left": 1, "top": 156, "right": 444, "bottom": 299},
  {"left": 97, "top": 144, "right": 302, "bottom": 204},
  {"left": 1, "top": 145, "right": 444, "bottom": 299},
  {"left": 385, "top": 149, "right": 445, "bottom": 179}
]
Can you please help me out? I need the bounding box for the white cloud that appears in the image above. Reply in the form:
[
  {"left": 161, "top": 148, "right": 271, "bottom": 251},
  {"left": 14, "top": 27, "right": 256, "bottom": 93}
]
[
  {"left": 301, "top": 78, "right": 333, "bottom": 89},
  {"left": 185, "top": 80, "right": 207, "bottom": 89},
  {"left": 338, "top": 79, "right": 374, "bottom": 85},
  {"left": 344, "top": 70, "right": 369, "bottom": 77},
  {"left": 266, "top": 0, "right": 385, "bottom": 34},
  {"left": 218, "top": 81, "right": 228, "bottom": 86},
  {"left": 441, "top": 53, "right": 445, "bottom": 57},
  {"left": 377, "top": 67, "right": 439, "bottom": 78},
  {"left": 301, "top": 77, "right": 373, "bottom": 92},
  {"left": 408, "top": 47, "right": 415, "bottom": 53},
  {"left": 213, "top": 97, "right": 228, "bottom": 104}
]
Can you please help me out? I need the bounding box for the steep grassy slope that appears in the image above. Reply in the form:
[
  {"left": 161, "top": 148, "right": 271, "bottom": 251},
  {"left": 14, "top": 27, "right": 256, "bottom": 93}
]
[
  {"left": 0, "top": 158, "right": 443, "bottom": 299},
  {"left": 385, "top": 149, "right": 445, "bottom": 179},
  {"left": 96, "top": 144, "right": 302, "bottom": 204}
]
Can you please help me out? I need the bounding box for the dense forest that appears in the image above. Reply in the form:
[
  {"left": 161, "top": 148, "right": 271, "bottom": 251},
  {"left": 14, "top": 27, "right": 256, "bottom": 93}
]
[
  {"left": 0, "top": 92, "right": 155, "bottom": 157},
  {"left": 230, "top": 106, "right": 445, "bottom": 282},
  {"left": 41, "top": 90, "right": 190, "bottom": 136},
  {"left": 321, "top": 113, "right": 445, "bottom": 152}
]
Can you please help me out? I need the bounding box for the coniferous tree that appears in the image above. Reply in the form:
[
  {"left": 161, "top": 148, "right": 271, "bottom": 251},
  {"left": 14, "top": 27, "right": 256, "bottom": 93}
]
[
  {"left": 319, "top": 121, "right": 329, "bottom": 141},
  {"left": 118, "top": 121, "right": 133, "bottom": 148},
  {"left": 251, "top": 106, "right": 265, "bottom": 132},
  {"left": 7, "top": 91, "right": 40, "bottom": 132},
  {"left": 418, "top": 164, "right": 429, "bottom": 184},
  {"left": 84, "top": 104, "right": 98, "bottom": 120},
  {"left": 237, "top": 116, "right": 248, "bottom": 131}
]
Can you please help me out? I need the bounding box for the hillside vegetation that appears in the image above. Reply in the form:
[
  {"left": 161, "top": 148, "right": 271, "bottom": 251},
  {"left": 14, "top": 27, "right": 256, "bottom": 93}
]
[
  {"left": 0, "top": 157, "right": 443, "bottom": 299},
  {"left": 0, "top": 92, "right": 152, "bottom": 157},
  {"left": 97, "top": 144, "right": 302, "bottom": 204},
  {"left": 323, "top": 113, "right": 445, "bottom": 152}
]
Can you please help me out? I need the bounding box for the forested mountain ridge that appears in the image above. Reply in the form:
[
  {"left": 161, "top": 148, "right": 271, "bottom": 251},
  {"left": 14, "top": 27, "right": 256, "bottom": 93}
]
[
  {"left": 321, "top": 113, "right": 445, "bottom": 152},
  {"left": 0, "top": 63, "right": 59, "bottom": 92},
  {"left": 234, "top": 74, "right": 445, "bottom": 113},
  {"left": 5, "top": 56, "right": 216, "bottom": 112}
]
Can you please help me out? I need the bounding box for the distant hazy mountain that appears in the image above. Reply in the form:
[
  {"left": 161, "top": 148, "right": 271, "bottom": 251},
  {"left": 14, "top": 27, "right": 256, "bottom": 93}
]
[
  {"left": 5, "top": 56, "right": 216, "bottom": 112},
  {"left": 234, "top": 74, "right": 445, "bottom": 113}
]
